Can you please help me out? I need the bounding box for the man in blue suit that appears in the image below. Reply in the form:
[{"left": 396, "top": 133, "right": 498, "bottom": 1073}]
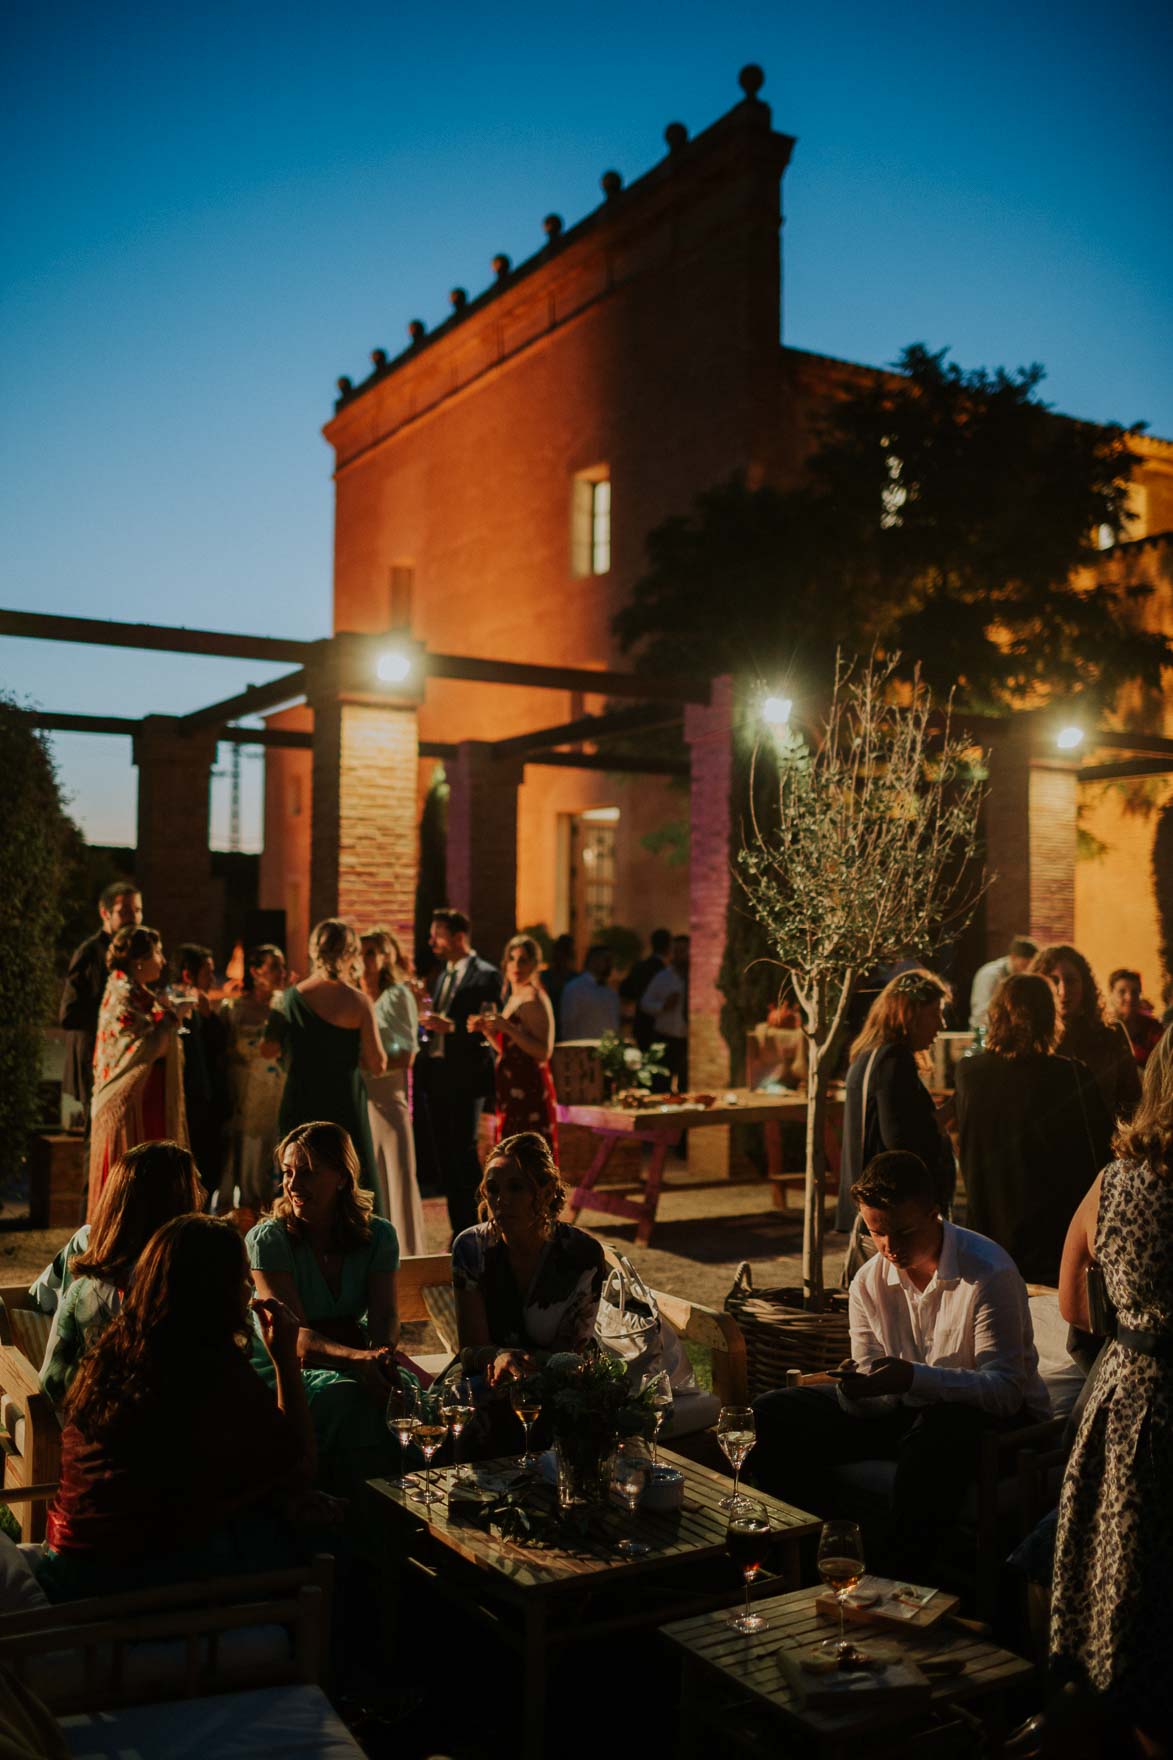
[{"left": 418, "top": 907, "right": 502, "bottom": 1238}]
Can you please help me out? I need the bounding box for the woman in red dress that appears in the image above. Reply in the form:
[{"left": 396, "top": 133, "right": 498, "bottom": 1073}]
[{"left": 470, "top": 935, "right": 558, "bottom": 1154}]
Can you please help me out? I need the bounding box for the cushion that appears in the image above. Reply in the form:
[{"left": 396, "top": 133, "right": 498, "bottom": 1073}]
[
  {"left": 660, "top": 1388, "right": 721, "bottom": 1439},
  {"left": 26, "top": 1623, "right": 292, "bottom": 1708},
  {"left": 60, "top": 1682, "right": 365, "bottom": 1758},
  {"left": 420, "top": 1285, "right": 459, "bottom": 1353},
  {"left": 0, "top": 1532, "right": 50, "bottom": 1614},
  {"left": 1028, "top": 1290, "right": 1085, "bottom": 1421}
]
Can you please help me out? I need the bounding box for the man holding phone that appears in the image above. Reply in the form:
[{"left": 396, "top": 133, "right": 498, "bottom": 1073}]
[{"left": 751, "top": 1150, "right": 1050, "bottom": 1574}]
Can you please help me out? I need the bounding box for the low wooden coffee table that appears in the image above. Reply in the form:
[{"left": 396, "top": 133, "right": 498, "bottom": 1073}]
[
  {"left": 662, "top": 1583, "right": 1033, "bottom": 1757},
  {"left": 368, "top": 1447, "right": 819, "bottom": 1760}
]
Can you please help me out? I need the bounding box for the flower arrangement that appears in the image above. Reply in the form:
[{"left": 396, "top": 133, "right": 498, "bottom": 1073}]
[
  {"left": 537, "top": 1347, "right": 654, "bottom": 1441},
  {"left": 596, "top": 1032, "right": 668, "bottom": 1096}
]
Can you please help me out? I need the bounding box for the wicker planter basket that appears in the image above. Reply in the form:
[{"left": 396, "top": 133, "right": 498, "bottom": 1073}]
[{"left": 725, "top": 1262, "right": 852, "bottom": 1399}]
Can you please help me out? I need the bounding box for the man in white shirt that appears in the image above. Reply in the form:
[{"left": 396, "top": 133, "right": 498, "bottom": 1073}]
[
  {"left": 639, "top": 933, "right": 689, "bottom": 1088},
  {"left": 752, "top": 1150, "right": 1049, "bottom": 1574},
  {"left": 968, "top": 935, "right": 1038, "bottom": 1030},
  {"left": 559, "top": 946, "right": 621, "bottom": 1041}
]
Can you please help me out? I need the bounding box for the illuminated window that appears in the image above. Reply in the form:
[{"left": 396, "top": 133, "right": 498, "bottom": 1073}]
[
  {"left": 880, "top": 449, "right": 907, "bottom": 529},
  {"left": 389, "top": 563, "right": 414, "bottom": 630},
  {"left": 571, "top": 469, "right": 611, "bottom": 576}
]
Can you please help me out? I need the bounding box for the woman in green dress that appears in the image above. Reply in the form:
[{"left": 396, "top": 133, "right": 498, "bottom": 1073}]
[
  {"left": 265, "top": 919, "right": 385, "bottom": 1188},
  {"left": 247, "top": 1120, "right": 401, "bottom": 1495}
]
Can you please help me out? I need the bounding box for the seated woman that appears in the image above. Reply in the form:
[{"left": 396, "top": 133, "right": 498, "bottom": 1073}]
[
  {"left": 37, "top": 1214, "right": 312, "bottom": 1602},
  {"left": 453, "top": 1132, "right": 605, "bottom": 1448},
  {"left": 247, "top": 1121, "right": 401, "bottom": 1495},
  {"left": 40, "top": 1140, "right": 204, "bottom": 1409}
]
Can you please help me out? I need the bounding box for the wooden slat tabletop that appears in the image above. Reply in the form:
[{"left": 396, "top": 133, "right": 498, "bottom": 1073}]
[
  {"left": 368, "top": 1448, "right": 819, "bottom": 1596},
  {"left": 557, "top": 1090, "right": 828, "bottom": 1135},
  {"left": 662, "top": 1584, "right": 1033, "bottom": 1741}
]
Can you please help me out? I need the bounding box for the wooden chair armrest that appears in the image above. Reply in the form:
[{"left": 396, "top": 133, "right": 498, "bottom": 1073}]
[
  {"left": 0, "top": 1343, "right": 45, "bottom": 1404},
  {"left": 0, "top": 1483, "right": 58, "bottom": 1504}
]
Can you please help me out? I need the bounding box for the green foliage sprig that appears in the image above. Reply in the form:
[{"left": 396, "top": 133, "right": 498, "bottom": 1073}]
[{"left": 595, "top": 1032, "right": 668, "bottom": 1093}]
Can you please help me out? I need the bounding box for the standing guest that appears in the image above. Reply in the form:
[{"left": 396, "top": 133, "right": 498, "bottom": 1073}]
[
  {"left": 753, "top": 1151, "right": 1049, "bottom": 1579},
  {"left": 58, "top": 881, "right": 142, "bottom": 1206},
  {"left": 834, "top": 968, "right": 955, "bottom": 1245},
  {"left": 268, "top": 920, "right": 384, "bottom": 1189},
  {"left": 639, "top": 933, "right": 690, "bottom": 1089},
  {"left": 621, "top": 928, "right": 670, "bottom": 1050},
  {"left": 174, "top": 942, "right": 229, "bottom": 1201},
  {"left": 470, "top": 934, "right": 558, "bottom": 1153},
  {"left": 967, "top": 935, "right": 1038, "bottom": 1032},
  {"left": 1107, "top": 966, "right": 1164, "bottom": 1069},
  {"left": 36, "top": 1214, "right": 313, "bottom": 1602},
  {"left": 89, "top": 926, "right": 191, "bottom": 1221},
  {"left": 220, "top": 943, "right": 288, "bottom": 1211},
  {"left": 559, "top": 945, "right": 621, "bottom": 1042},
  {"left": 247, "top": 1122, "right": 400, "bottom": 1494},
  {"left": 417, "top": 908, "right": 501, "bottom": 1239},
  {"left": 1051, "top": 1034, "right": 1173, "bottom": 1752},
  {"left": 541, "top": 934, "right": 579, "bottom": 1039},
  {"left": 39, "top": 1141, "right": 203, "bottom": 1409},
  {"left": 1030, "top": 944, "right": 1141, "bottom": 1121},
  {"left": 955, "top": 974, "right": 1112, "bottom": 1285},
  {"left": 359, "top": 926, "right": 426, "bottom": 1254}
]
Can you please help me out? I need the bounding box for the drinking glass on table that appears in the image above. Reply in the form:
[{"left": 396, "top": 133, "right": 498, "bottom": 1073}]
[
  {"left": 441, "top": 1377, "right": 476, "bottom": 1485},
  {"left": 817, "top": 1519, "right": 866, "bottom": 1657},
  {"left": 716, "top": 1405, "right": 756, "bottom": 1511},
  {"left": 509, "top": 1377, "right": 541, "bottom": 1469},
  {"left": 385, "top": 1379, "right": 421, "bottom": 1492},
  {"left": 641, "top": 1369, "right": 673, "bottom": 1471},
  {"left": 611, "top": 1437, "right": 651, "bottom": 1559},
  {"left": 725, "top": 1498, "right": 773, "bottom": 1634},
  {"left": 413, "top": 1392, "right": 449, "bottom": 1507}
]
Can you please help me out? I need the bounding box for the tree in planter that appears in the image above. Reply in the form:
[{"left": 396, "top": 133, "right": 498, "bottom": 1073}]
[
  {"left": 736, "top": 656, "right": 986, "bottom": 1308},
  {"left": 0, "top": 700, "right": 72, "bottom": 1194}
]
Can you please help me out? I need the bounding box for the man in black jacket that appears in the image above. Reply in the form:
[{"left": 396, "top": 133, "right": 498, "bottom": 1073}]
[
  {"left": 417, "top": 907, "right": 502, "bottom": 1238},
  {"left": 58, "top": 879, "right": 143, "bottom": 1122}
]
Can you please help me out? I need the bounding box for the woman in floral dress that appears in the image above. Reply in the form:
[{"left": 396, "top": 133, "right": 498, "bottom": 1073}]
[
  {"left": 470, "top": 935, "right": 558, "bottom": 1154},
  {"left": 219, "top": 943, "right": 287, "bottom": 1210},
  {"left": 1051, "top": 1032, "right": 1173, "bottom": 1751},
  {"left": 88, "top": 926, "right": 189, "bottom": 1220}
]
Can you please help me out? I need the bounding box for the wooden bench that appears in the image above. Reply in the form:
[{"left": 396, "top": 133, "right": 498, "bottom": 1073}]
[{"left": 0, "top": 1284, "right": 59, "bottom": 1543}]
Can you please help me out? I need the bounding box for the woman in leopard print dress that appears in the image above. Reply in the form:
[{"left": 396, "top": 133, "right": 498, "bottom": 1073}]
[{"left": 1051, "top": 1032, "right": 1173, "bottom": 1751}]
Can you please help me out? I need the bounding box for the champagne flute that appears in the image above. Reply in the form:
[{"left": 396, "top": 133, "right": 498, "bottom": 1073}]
[
  {"left": 413, "top": 1392, "right": 448, "bottom": 1507},
  {"left": 726, "top": 1498, "right": 773, "bottom": 1634},
  {"left": 441, "top": 1377, "right": 476, "bottom": 1486},
  {"left": 385, "top": 1379, "right": 421, "bottom": 1492},
  {"left": 509, "top": 1378, "right": 541, "bottom": 1470},
  {"left": 817, "top": 1519, "right": 866, "bottom": 1657},
  {"left": 612, "top": 1437, "right": 651, "bottom": 1558},
  {"left": 716, "top": 1405, "right": 756, "bottom": 1511},
  {"left": 641, "top": 1369, "right": 673, "bottom": 1471}
]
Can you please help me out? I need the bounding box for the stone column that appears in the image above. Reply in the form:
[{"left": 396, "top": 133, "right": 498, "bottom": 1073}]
[
  {"left": 445, "top": 741, "right": 525, "bottom": 962},
  {"left": 684, "top": 676, "right": 736, "bottom": 1179},
  {"left": 133, "top": 716, "right": 222, "bottom": 957},
  {"left": 983, "top": 719, "right": 1078, "bottom": 952}
]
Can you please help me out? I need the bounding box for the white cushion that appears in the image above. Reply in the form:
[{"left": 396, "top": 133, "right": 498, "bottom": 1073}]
[
  {"left": 661, "top": 1389, "right": 721, "bottom": 1439},
  {"left": 60, "top": 1682, "right": 365, "bottom": 1758},
  {"left": 0, "top": 1532, "right": 49, "bottom": 1614},
  {"left": 1028, "top": 1291, "right": 1084, "bottom": 1421},
  {"left": 27, "top": 1624, "right": 291, "bottom": 1706}
]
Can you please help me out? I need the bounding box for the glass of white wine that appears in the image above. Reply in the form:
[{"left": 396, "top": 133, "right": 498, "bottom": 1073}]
[
  {"left": 816, "top": 1519, "right": 866, "bottom": 1657},
  {"left": 725, "top": 1498, "right": 773, "bottom": 1634},
  {"left": 385, "top": 1381, "right": 421, "bottom": 1492},
  {"left": 641, "top": 1368, "right": 674, "bottom": 1471},
  {"left": 442, "top": 1376, "right": 477, "bottom": 1485},
  {"left": 611, "top": 1437, "right": 651, "bottom": 1559},
  {"left": 510, "top": 1378, "right": 541, "bottom": 1470},
  {"left": 413, "top": 1392, "right": 449, "bottom": 1507},
  {"left": 716, "top": 1405, "right": 756, "bottom": 1511}
]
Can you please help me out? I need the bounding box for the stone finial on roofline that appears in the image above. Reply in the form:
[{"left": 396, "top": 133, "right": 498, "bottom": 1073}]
[
  {"left": 664, "top": 121, "right": 688, "bottom": 151},
  {"left": 600, "top": 169, "right": 623, "bottom": 198},
  {"left": 738, "top": 64, "right": 765, "bottom": 98},
  {"left": 408, "top": 319, "right": 426, "bottom": 343},
  {"left": 491, "top": 253, "right": 511, "bottom": 279},
  {"left": 542, "top": 213, "right": 563, "bottom": 241}
]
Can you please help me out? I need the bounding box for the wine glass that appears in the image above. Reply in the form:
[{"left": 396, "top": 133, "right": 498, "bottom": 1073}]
[
  {"left": 162, "top": 985, "right": 195, "bottom": 1036},
  {"left": 509, "top": 1377, "right": 541, "bottom": 1469},
  {"left": 817, "top": 1519, "right": 866, "bottom": 1657},
  {"left": 385, "top": 1379, "right": 421, "bottom": 1492},
  {"left": 641, "top": 1369, "right": 673, "bottom": 1471},
  {"left": 716, "top": 1405, "right": 756, "bottom": 1511},
  {"left": 726, "top": 1498, "right": 773, "bottom": 1634},
  {"left": 612, "top": 1437, "right": 651, "bottom": 1558},
  {"left": 441, "top": 1376, "right": 476, "bottom": 1486},
  {"left": 413, "top": 1391, "right": 448, "bottom": 1506}
]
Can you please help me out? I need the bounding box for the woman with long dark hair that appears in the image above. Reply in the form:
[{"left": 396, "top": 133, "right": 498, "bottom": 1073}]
[
  {"left": 470, "top": 934, "right": 558, "bottom": 1154},
  {"left": 1030, "top": 943, "right": 1140, "bottom": 1122},
  {"left": 37, "top": 1214, "right": 311, "bottom": 1601},
  {"left": 359, "top": 925, "right": 425, "bottom": 1252}
]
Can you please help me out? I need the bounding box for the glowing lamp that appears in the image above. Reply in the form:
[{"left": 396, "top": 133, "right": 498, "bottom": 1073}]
[
  {"left": 1055, "top": 726, "right": 1084, "bottom": 752},
  {"left": 762, "top": 694, "right": 793, "bottom": 729},
  {"left": 376, "top": 648, "right": 413, "bottom": 685}
]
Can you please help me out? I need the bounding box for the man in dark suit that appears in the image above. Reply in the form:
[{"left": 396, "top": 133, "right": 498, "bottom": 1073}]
[
  {"left": 59, "top": 879, "right": 143, "bottom": 1123},
  {"left": 418, "top": 907, "right": 502, "bottom": 1238}
]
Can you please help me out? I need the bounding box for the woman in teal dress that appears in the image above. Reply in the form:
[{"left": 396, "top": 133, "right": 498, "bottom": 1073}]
[
  {"left": 247, "top": 1120, "right": 401, "bottom": 1496},
  {"left": 265, "top": 920, "right": 385, "bottom": 1188}
]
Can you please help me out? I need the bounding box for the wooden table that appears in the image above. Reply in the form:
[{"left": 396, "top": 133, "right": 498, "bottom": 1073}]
[
  {"left": 368, "top": 1447, "right": 819, "bottom": 1760},
  {"left": 662, "top": 1584, "right": 1033, "bottom": 1757},
  {"left": 558, "top": 1090, "right": 843, "bottom": 1244}
]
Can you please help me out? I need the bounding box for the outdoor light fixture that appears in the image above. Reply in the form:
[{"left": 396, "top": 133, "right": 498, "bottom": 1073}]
[
  {"left": 376, "top": 648, "right": 413, "bottom": 685},
  {"left": 762, "top": 694, "right": 793, "bottom": 729},
  {"left": 1056, "top": 726, "right": 1085, "bottom": 751}
]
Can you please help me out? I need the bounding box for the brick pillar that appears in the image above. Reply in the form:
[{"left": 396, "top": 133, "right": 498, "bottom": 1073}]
[
  {"left": 445, "top": 741, "right": 524, "bottom": 963},
  {"left": 308, "top": 686, "right": 419, "bottom": 947},
  {"left": 983, "top": 723, "right": 1077, "bottom": 953},
  {"left": 133, "top": 716, "right": 222, "bottom": 957},
  {"left": 684, "top": 676, "right": 736, "bottom": 1179}
]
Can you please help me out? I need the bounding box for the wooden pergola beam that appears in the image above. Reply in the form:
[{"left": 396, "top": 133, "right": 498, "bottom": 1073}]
[
  {"left": 0, "top": 608, "right": 313, "bottom": 664},
  {"left": 525, "top": 750, "right": 689, "bottom": 777},
  {"left": 1077, "top": 757, "right": 1173, "bottom": 782},
  {"left": 179, "top": 670, "right": 309, "bottom": 730},
  {"left": 424, "top": 651, "right": 706, "bottom": 704},
  {"left": 490, "top": 702, "right": 682, "bottom": 758}
]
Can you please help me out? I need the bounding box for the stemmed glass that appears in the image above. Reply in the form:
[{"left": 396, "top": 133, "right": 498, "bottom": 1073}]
[
  {"left": 509, "top": 1378, "right": 541, "bottom": 1470},
  {"left": 413, "top": 1391, "right": 448, "bottom": 1507},
  {"left": 611, "top": 1437, "right": 651, "bottom": 1559},
  {"left": 716, "top": 1405, "right": 756, "bottom": 1511},
  {"left": 725, "top": 1498, "right": 773, "bottom": 1634},
  {"left": 641, "top": 1369, "right": 673, "bottom": 1471},
  {"left": 441, "top": 1376, "right": 476, "bottom": 1486},
  {"left": 385, "top": 1379, "right": 421, "bottom": 1492},
  {"left": 817, "top": 1519, "right": 866, "bottom": 1657},
  {"left": 162, "top": 985, "right": 195, "bottom": 1036}
]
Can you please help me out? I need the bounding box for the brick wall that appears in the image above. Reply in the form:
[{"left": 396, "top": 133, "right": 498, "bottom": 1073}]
[
  {"left": 983, "top": 721, "right": 1077, "bottom": 953},
  {"left": 445, "top": 741, "right": 525, "bottom": 963},
  {"left": 133, "top": 716, "right": 222, "bottom": 959},
  {"left": 309, "top": 697, "right": 419, "bottom": 946}
]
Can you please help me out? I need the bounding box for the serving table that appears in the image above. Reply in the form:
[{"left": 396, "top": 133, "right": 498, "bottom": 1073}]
[{"left": 368, "top": 1447, "right": 819, "bottom": 1760}]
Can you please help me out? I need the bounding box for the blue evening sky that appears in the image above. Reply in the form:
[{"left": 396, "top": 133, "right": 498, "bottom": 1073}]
[{"left": 3, "top": 0, "right": 1171, "bottom": 851}]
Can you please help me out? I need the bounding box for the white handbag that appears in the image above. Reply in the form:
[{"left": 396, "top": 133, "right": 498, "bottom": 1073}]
[{"left": 594, "top": 1254, "right": 695, "bottom": 1391}]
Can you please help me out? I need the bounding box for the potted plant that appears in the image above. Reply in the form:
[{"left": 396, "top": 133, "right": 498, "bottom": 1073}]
[{"left": 535, "top": 1347, "right": 653, "bottom": 1508}]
